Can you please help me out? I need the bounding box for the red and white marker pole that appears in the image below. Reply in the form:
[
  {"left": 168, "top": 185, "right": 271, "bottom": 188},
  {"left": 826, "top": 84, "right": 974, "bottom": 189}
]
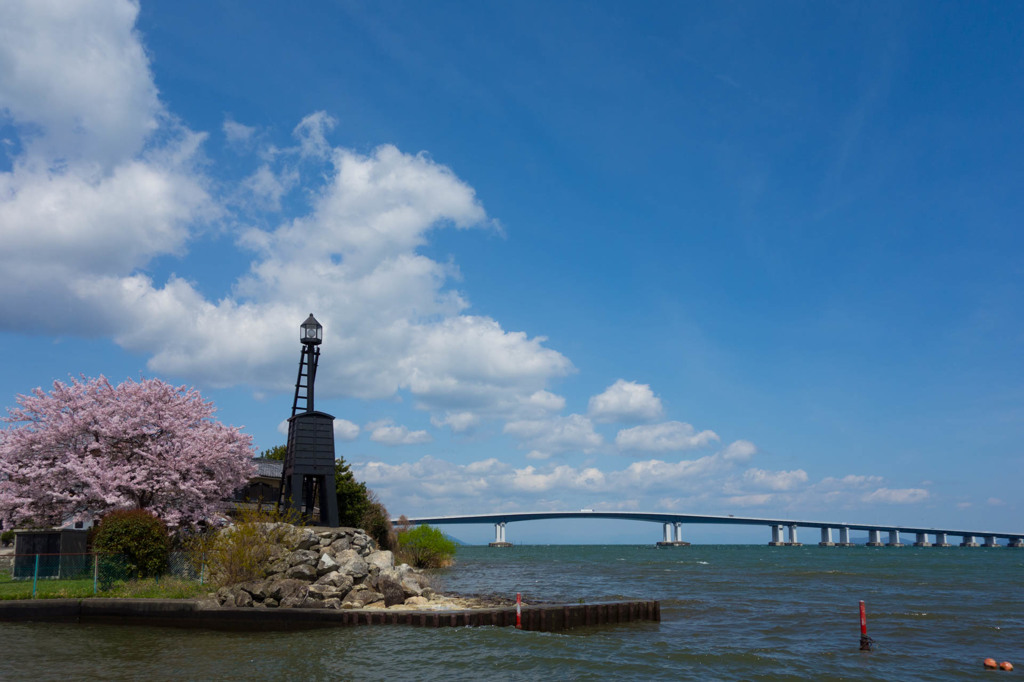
[
  {"left": 859, "top": 600, "right": 873, "bottom": 651},
  {"left": 516, "top": 592, "right": 522, "bottom": 629}
]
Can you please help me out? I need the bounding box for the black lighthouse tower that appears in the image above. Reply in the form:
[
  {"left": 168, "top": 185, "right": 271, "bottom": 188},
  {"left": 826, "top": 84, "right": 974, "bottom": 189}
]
[{"left": 280, "top": 313, "right": 339, "bottom": 526}]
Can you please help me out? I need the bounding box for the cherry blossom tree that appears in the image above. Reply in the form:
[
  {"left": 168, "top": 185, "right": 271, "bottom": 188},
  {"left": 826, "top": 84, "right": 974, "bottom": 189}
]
[{"left": 0, "top": 375, "right": 255, "bottom": 528}]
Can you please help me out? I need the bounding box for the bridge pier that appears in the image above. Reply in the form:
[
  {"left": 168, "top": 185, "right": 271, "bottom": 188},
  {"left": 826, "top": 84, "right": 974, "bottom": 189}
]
[
  {"left": 657, "top": 521, "right": 690, "bottom": 546},
  {"left": 983, "top": 535, "right": 1000, "bottom": 547},
  {"left": 913, "top": 532, "right": 931, "bottom": 547},
  {"left": 838, "top": 527, "right": 854, "bottom": 546},
  {"left": 935, "top": 532, "right": 951, "bottom": 547},
  {"left": 960, "top": 534, "right": 979, "bottom": 547},
  {"left": 787, "top": 524, "right": 802, "bottom": 546},
  {"left": 819, "top": 527, "right": 834, "bottom": 546},
  {"left": 1008, "top": 538, "right": 1024, "bottom": 548},
  {"left": 489, "top": 522, "right": 511, "bottom": 547},
  {"left": 886, "top": 530, "right": 904, "bottom": 547},
  {"left": 866, "top": 530, "right": 883, "bottom": 547},
  {"left": 769, "top": 524, "right": 784, "bottom": 546}
]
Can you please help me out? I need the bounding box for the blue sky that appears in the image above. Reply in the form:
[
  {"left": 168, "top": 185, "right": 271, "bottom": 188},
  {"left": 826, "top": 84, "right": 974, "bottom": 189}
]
[{"left": 1, "top": 1, "right": 1022, "bottom": 544}]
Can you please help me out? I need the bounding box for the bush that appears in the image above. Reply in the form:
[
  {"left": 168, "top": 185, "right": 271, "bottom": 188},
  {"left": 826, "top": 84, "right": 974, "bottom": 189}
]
[
  {"left": 397, "top": 524, "right": 456, "bottom": 569},
  {"left": 91, "top": 509, "right": 170, "bottom": 579},
  {"left": 0, "top": 530, "right": 14, "bottom": 547},
  {"left": 361, "top": 491, "right": 397, "bottom": 552},
  {"left": 187, "top": 506, "right": 303, "bottom": 587}
]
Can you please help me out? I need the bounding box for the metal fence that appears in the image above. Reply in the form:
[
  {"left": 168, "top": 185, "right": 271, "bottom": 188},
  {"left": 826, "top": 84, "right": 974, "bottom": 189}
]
[{"left": 0, "top": 551, "right": 205, "bottom": 599}]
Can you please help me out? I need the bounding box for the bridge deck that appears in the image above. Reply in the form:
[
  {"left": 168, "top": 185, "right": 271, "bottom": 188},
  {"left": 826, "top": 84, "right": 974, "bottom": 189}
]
[{"left": 394, "top": 510, "right": 1023, "bottom": 540}]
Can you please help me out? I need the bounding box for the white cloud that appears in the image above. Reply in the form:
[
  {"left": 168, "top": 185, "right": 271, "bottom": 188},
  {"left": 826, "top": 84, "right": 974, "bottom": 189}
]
[
  {"left": 0, "top": 4, "right": 575, "bottom": 433},
  {"left": 334, "top": 419, "right": 360, "bottom": 442},
  {"left": 818, "top": 474, "right": 885, "bottom": 489},
  {"left": 721, "top": 440, "right": 757, "bottom": 462},
  {"left": 615, "top": 421, "right": 719, "bottom": 453},
  {"left": 0, "top": 0, "right": 160, "bottom": 169},
  {"left": 861, "top": 488, "right": 930, "bottom": 504},
  {"left": 588, "top": 379, "right": 663, "bottom": 423},
  {"left": 503, "top": 414, "right": 602, "bottom": 453},
  {"left": 987, "top": 497, "right": 1005, "bottom": 507},
  {"left": 293, "top": 111, "right": 336, "bottom": 159},
  {"left": 240, "top": 164, "right": 294, "bottom": 212},
  {"left": 741, "top": 468, "right": 809, "bottom": 491},
  {"left": 223, "top": 118, "right": 256, "bottom": 144},
  {"left": 367, "top": 419, "right": 432, "bottom": 446},
  {"left": 725, "top": 493, "right": 775, "bottom": 507},
  {"left": 430, "top": 411, "right": 480, "bottom": 433}
]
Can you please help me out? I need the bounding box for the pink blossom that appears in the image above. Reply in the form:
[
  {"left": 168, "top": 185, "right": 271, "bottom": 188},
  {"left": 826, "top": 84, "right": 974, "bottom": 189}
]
[{"left": 0, "top": 375, "right": 255, "bottom": 528}]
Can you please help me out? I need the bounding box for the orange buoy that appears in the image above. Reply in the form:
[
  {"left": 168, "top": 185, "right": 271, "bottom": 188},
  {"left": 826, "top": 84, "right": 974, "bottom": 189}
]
[
  {"left": 1000, "top": 661, "right": 1014, "bottom": 672},
  {"left": 984, "top": 658, "right": 998, "bottom": 669}
]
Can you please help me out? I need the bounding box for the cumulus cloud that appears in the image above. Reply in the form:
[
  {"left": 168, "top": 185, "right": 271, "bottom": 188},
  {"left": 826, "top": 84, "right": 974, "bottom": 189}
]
[
  {"left": 615, "top": 421, "right": 719, "bottom": 453},
  {"left": 430, "top": 411, "right": 480, "bottom": 433},
  {"left": 334, "top": 419, "right": 360, "bottom": 442},
  {"left": 503, "top": 414, "right": 602, "bottom": 454},
  {"left": 721, "top": 440, "right": 757, "bottom": 462},
  {"left": 725, "top": 493, "right": 775, "bottom": 507},
  {"left": 861, "top": 488, "right": 930, "bottom": 504},
  {"left": 741, "top": 468, "right": 809, "bottom": 491},
  {"left": 0, "top": 2, "right": 575, "bottom": 429},
  {"left": 588, "top": 380, "right": 663, "bottom": 423},
  {"left": 0, "top": 0, "right": 160, "bottom": 169},
  {"left": 0, "top": 0, "right": 214, "bottom": 334},
  {"left": 367, "top": 419, "right": 432, "bottom": 446}
]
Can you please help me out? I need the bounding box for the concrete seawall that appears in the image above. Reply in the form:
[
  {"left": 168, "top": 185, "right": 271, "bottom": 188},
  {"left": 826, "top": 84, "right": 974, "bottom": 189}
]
[{"left": 0, "top": 598, "right": 660, "bottom": 632}]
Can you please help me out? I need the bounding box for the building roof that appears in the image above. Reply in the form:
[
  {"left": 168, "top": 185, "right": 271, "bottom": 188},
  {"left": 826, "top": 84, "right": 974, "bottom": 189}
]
[{"left": 253, "top": 457, "right": 284, "bottom": 479}]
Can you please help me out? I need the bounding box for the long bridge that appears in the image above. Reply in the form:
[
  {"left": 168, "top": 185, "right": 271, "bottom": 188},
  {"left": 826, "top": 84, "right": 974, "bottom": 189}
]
[{"left": 396, "top": 511, "right": 1024, "bottom": 547}]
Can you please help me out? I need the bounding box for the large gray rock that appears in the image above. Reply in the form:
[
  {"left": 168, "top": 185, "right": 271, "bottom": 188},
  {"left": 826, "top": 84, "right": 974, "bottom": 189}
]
[
  {"left": 286, "top": 563, "right": 317, "bottom": 581},
  {"left": 335, "top": 549, "right": 368, "bottom": 579},
  {"left": 307, "top": 584, "right": 345, "bottom": 601},
  {"left": 268, "top": 558, "right": 291, "bottom": 575},
  {"left": 237, "top": 580, "right": 268, "bottom": 600},
  {"left": 365, "top": 550, "right": 394, "bottom": 572},
  {"left": 345, "top": 585, "right": 384, "bottom": 606},
  {"left": 289, "top": 549, "right": 319, "bottom": 567},
  {"left": 295, "top": 528, "right": 320, "bottom": 551},
  {"left": 316, "top": 553, "right": 339, "bottom": 576},
  {"left": 265, "top": 578, "right": 308, "bottom": 603},
  {"left": 315, "top": 571, "right": 354, "bottom": 594},
  {"left": 376, "top": 573, "right": 406, "bottom": 607}
]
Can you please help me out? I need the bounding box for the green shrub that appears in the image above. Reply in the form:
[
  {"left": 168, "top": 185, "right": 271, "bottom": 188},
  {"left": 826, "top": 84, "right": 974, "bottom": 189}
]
[
  {"left": 187, "top": 506, "right": 303, "bottom": 587},
  {"left": 0, "top": 530, "right": 14, "bottom": 547},
  {"left": 397, "top": 524, "right": 456, "bottom": 569},
  {"left": 361, "top": 491, "right": 397, "bottom": 552},
  {"left": 91, "top": 509, "right": 170, "bottom": 579}
]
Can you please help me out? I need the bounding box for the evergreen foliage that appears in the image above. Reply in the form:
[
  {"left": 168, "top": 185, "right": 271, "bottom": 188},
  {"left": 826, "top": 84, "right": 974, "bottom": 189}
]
[
  {"left": 91, "top": 509, "right": 170, "bottom": 578},
  {"left": 260, "top": 445, "right": 287, "bottom": 461}
]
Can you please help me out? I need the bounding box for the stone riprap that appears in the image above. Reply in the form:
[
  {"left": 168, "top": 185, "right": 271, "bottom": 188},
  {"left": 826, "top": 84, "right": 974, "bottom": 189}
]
[{"left": 212, "top": 525, "right": 439, "bottom": 610}]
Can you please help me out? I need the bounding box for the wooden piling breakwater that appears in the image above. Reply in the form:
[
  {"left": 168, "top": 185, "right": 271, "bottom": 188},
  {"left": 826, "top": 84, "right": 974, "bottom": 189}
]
[{"left": 0, "top": 598, "right": 660, "bottom": 632}]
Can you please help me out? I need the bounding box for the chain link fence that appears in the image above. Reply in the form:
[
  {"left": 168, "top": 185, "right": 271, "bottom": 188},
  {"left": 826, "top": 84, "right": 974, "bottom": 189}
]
[{"left": 0, "top": 551, "right": 207, "bottom": 599}]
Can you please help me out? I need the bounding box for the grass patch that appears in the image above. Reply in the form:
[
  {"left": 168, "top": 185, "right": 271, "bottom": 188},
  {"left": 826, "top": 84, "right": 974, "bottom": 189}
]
[
  {"left": 0, "top": 575, "right": 207, "bottom": 600},
  {"left": 0, "top": 577, "right": 96, "bottom": 600},
  {"left": 103, "top": 577, "right": 208, "bottom": 599}
]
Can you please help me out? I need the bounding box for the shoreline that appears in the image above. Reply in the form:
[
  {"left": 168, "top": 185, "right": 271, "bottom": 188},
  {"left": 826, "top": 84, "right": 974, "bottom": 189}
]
[{"left": 0, "top": 597, "right": 660, "bottom": 632}]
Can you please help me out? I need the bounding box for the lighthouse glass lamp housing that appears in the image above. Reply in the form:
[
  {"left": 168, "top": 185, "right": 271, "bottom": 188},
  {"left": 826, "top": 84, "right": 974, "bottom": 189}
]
[{"left": 301, "top": 314, "right": 322, "bottom": 345}]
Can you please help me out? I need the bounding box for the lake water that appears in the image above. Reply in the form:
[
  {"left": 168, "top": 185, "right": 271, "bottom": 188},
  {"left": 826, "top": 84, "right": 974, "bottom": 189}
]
[{"left": 2, "top": 544, "right": 1022, "bottom": 680}]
